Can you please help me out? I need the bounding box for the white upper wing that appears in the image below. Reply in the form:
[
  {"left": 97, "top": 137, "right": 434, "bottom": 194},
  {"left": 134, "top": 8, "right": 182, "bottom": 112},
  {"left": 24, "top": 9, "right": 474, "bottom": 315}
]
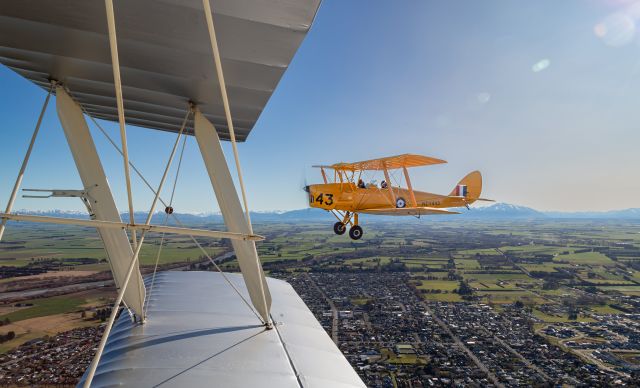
[{"left": 0, "top": 0, "right": 321, "bottom": 141}]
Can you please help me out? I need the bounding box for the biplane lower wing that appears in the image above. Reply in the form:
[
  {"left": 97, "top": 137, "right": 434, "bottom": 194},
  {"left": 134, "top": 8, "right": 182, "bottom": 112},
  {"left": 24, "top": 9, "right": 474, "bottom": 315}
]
[
  {"left": 447, "top": 196, "right": 495, "bottom": 202},
  {"left": 358, "top": 207, "right": 460, "bottom": 216},
  {"left": 79, "top": 271, "right": 366, "bottom": 387}
]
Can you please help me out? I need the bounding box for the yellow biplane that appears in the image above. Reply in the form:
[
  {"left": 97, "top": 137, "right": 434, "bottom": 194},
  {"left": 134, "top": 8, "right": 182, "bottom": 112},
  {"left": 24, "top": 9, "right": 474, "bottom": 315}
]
[{"left": 305, "top": 154, "right": 492, "bottom": 240}]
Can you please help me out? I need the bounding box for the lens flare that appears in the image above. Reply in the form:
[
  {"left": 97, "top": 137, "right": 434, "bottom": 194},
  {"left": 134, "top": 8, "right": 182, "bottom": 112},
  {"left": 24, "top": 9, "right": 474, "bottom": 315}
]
[
  {"left": 531, "top": 59, "right": 550, "bottom": 73},
  {"left": 477, "top": 92, "right": 491, "bottom": 103},
  {"left": 594, "top": 23, "right": 607, "bottom": 37},
  {"left": 594, "top": 12, "right": 636, "bottom": 47}
]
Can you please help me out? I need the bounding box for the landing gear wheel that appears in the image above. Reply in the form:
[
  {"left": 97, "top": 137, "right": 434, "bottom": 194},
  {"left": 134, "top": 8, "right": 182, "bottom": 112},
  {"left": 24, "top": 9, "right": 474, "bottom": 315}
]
[
  {"left": 333, "top": 222, "right": 346, "bottom": 235},
  {"left": 396, "top": 197, "right": 407, "bottom": 208},
  {"left": 349, "top": 225, "right": 363, "bottom": 240}
]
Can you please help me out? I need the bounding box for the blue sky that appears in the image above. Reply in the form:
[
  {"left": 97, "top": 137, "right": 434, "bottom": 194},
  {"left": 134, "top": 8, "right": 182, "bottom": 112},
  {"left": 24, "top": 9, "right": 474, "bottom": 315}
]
[{"left": 1, "top": 0, "right": 640, "bottom": 213}]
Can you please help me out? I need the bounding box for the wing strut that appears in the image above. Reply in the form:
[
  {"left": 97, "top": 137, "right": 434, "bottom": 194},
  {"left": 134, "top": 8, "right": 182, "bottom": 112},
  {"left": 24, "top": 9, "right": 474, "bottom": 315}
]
[
  {"left": 320, "top": 167, "right": 328, "bottom": 184},
  {"left": 402, "top": 166, "right": 418, "bottom": 207},
  {"left": 194, "top": 110, "right": 273, "bottom": 325},
  {"left": 0, "top": 81, "right": 54, "bottom": 242},
  {"left": 105, "top": 0, "right": 137, "bottom": 251},
  {"left": 382, "top": 163, "right": 397, "bottom": 204},
  {"left": 202, "top": 0, "right": 272, "bottom": 327}
]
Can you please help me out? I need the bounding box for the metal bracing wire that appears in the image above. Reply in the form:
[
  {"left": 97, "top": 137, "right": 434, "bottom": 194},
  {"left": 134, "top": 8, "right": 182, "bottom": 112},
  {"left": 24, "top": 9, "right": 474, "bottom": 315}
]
[
  {"left": 83, "top": 108, "right": 189, "bottom": 388},
  {"left": 104, "top": 0, "right": 137, "bottom": 250},
  {"left": 81, "top": 108, "right": 262, "bottom": 322},
  {"left": 0, "top": 82, "right": 54, "bottom": 242},
  {"left": 354, "top": 169, "right": 394, "bottom": 210},
  {"left": 144, "top": 135, "right": 187, "bottom": 316},
  {"left": 389, "top": 168, "right": 412, "bottom": 206},
  {"left": 389, "top": 168, "right": 403, "bottom": 188},
  {"left": 132, "top": 108, "right": 190, "bottom": 316},
  {"left": 202, "top": 0, "right": 271, "bottom": 326}
]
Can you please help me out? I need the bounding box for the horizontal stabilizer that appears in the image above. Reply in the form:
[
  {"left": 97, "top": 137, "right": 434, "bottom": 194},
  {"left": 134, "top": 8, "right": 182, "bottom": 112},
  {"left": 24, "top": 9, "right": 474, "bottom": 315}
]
[{"left": 358, "top": 207, "right": 459, "bottom": 216}]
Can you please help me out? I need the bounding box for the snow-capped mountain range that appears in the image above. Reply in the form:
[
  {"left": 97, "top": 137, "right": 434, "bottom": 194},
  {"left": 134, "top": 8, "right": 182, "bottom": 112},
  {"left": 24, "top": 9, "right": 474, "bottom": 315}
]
[{"left": 11, "top": 203, "right": 640, "bottom": 222}]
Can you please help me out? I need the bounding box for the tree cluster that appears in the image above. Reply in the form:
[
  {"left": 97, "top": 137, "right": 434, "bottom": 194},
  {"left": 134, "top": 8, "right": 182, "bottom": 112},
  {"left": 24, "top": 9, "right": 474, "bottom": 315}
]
[
  {"left": 456, "top": 280, "right": 474, "bottom": 296},
  {"left": 0, "top": 331, "right": 16, "bottom": 343},
  {"left": 93, "top": 308, "right": 112, "bottom": 322}
]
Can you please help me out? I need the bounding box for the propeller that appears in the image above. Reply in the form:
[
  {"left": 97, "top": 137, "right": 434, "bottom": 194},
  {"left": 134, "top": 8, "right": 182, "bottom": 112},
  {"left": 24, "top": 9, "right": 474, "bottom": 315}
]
[
  {"left": 300, "top": 168, "right": 310, "bottom": 193},
  {"left": 300, "top": 169, "right": 311, "bottom": 209}
]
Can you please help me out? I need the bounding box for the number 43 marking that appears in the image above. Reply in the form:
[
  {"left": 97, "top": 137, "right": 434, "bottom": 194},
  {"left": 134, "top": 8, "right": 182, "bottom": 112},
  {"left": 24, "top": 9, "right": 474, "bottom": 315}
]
[{"left": 313, "top": 193, "right": 333, "bottom": 206}]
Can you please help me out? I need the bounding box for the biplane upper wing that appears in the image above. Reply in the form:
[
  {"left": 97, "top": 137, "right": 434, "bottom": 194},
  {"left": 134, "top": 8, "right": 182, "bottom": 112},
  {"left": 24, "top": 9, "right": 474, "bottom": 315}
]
[
  {"left": 359, "top": 207, "right": 460, "bottom": 216},
  {"left": 0, "top": 0, "right": 321, "bottom": 141},
  {"left": 329, "top": 154, "right": 447, "bottom": 171}
]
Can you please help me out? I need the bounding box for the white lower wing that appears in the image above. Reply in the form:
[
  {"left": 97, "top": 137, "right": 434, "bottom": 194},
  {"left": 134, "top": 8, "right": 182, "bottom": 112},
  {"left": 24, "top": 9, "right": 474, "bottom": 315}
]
[
  {"left": 78, "top": 272, "right": 366, "bottom": 387},
  {"left": 359, "top": 207, "right": 460, "bottom": 216}
]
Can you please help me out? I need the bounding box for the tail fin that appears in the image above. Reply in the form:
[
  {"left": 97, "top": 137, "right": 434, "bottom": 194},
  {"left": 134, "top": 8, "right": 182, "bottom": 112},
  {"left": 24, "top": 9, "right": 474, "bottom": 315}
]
[{"left": 449, "top": 171, "right": 483, "bottom": 202}]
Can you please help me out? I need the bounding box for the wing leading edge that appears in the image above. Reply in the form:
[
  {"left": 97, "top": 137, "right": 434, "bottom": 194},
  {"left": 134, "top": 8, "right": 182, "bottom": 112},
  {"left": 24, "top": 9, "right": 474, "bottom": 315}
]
[{"left": 327, "top": 154, "right": 447, "bottom": 172}]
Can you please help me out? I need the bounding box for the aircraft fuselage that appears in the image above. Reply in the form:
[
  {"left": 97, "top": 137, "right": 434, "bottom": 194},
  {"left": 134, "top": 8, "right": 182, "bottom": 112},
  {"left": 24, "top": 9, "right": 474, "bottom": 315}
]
[{"left": 307, "top": 182, "right": 472, "bottom": 212}]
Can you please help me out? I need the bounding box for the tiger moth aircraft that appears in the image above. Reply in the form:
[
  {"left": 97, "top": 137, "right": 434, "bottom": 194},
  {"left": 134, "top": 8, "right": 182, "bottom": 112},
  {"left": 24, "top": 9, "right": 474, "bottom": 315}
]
[
  {"left": 307, "top": 154, "right": 493, "bottom": 240},
  {"left": 0, "top": 0, "right": 367, "bottom": 387}
]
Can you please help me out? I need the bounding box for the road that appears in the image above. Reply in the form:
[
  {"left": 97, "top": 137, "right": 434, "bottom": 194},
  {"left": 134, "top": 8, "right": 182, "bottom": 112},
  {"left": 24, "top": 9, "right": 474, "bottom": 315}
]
[
  {"left": 490, "top": 330, "right": 551, "bottom": 381},
  {"left": 423, "top": 303, "right": 505, "bottom": 388},
  {"left": 305, "top": 273, "right": 339, "bottom": 345}
]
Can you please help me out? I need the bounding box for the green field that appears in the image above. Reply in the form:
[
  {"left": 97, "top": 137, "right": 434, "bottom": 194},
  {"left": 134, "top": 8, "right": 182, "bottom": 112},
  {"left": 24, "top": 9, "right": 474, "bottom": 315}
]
[
  {"left": 553, "top": 251, "right": 614, "bottom": 265},
  {"left": 589, "top": 305, "right": 624, "bottom": 314},
  {"left": 532, "top": 308, "right": 595, "bottom": 323},
  {"left": 0, "top": 296, "right": 86, "bottom": 323},
  {"left": 520, "top": 263, "right": 571, "bottom": 273},
  {"left": 422, "top": 293, "right": 462, "bottom": 302},
  {"left": 480, "top": 291, "right": 546, "bottom": 305},
  {"left": 597, "top": 285, "right": 640, "bottom": 292},
  {"left": 455, "top": 259, "right": 481, "bottom": 270},
  {"left": 416, "top": 280, "right": 459, "bottom": 291},
  {"left": 501, "top": 245, "right": 574, "bottom": 254},
  {"left": 415, "top": 279, "right": 462, "bottom": 302},
  {"left": 462, "top": 272, "right": 535, "bottom": 283},
  {"left": 470, "top": 280, "right": 519, "bottom": 290}
]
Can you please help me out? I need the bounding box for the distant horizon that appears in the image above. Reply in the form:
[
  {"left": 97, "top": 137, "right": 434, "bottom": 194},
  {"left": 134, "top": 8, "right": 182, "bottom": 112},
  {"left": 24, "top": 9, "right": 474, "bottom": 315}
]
[{"left": 10, "top": 201, "right": 640, "bottom": 216}]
